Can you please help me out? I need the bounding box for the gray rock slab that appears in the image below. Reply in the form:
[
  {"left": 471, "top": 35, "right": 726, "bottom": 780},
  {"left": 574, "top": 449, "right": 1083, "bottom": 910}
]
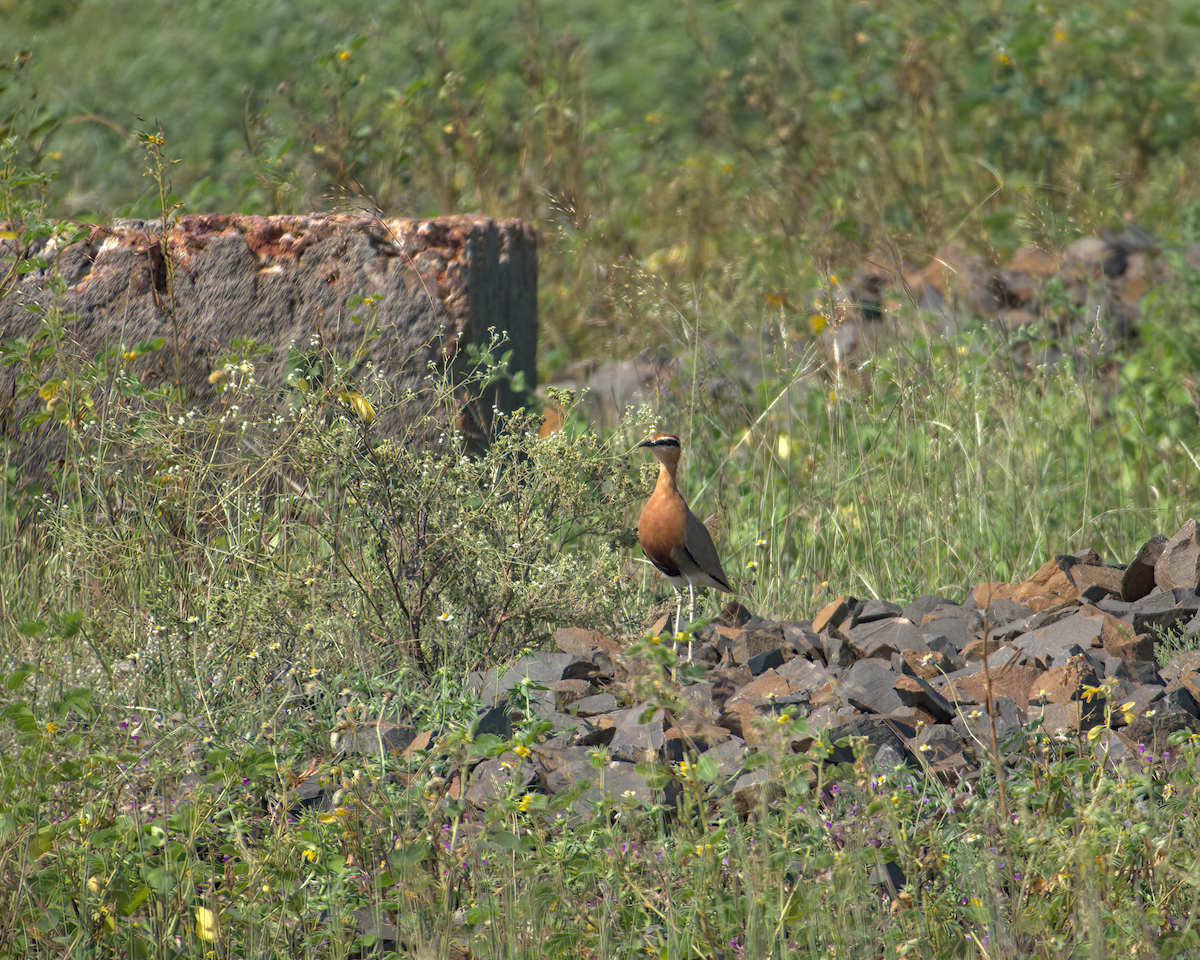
[
  {"left": 777, "top": 657, "right": 831, "bottom": 694},
  {"left": 1012, "top": 614, "right": 1102, "bottom": 668},
  {"left": 841, "top": 659, "right": 907, "bottom": 714},
  {"left": 464, "top": 757, "right": 536, "bottom": 805},
  {"left": 846, "top": 618, "right": 928, "bottom": 660},
  {"left": 825, "top": 716, "right": 916, "bottom": 766},
  {"left": 782, "top": 622, "right": 825, "bottom": 663},
  {"left": 571, "top": 693, "right": 619, "bottom": 717},
  {"left": 853, "top": 600, "right": 904, "bottom": 624},
  {"left": 1161, "top": 685, "right": 1199, "bottom": 718},
  {"left": 953, "top": 696, "right": 1025, "bottom": 747},
  {"left": 747, "top": 647, "right": 787, "bottom": 675},
  {"left": 1164, "top": 649, "right": 1200, "bottom": 679},
  {"left": 822, "top": 631, "right": 856, "bottom": 668},
  {"left": 571, "top": 761, "right": 668, "bottom": 817},
  {"left": 901, "top": 594, "right": 958, "bottom": 625},
  {"left": 915, "top": 723, "right": 969, "bottom": 763},
  {"left": 1109, "top": 659, "right": 1163, "bottom": 686},
  {"left": 1131, "top": 590, "right": 1200, "bottom": 633},
  {"left": 986, "top": 598, "right": 1035, "bottom": 629},
  {"left": 893, "top": 674, "right": 957, "bottom": 723},
  {"left": 708, "top": 737, "right": 750, "bottom": 777},
  {"left": 603, "top": 707, "right": 667, "bottom": 763},
  {"left": 919, "top": 616, "right": 975, "bottom": 655},
  {"left": 477, "top": 652, "right": 592, "bottom": 702}
]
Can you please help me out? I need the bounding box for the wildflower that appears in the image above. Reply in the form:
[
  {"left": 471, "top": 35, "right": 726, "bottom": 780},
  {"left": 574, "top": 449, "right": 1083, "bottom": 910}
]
[
  {"left": 755, "top": 538, "right": 768, "bottom": 547},
  {"left": 303, "top": 849, "right": 317, "bottom": 862},
  {"left": 45, "top": 722, "right": 58, "bottom": 735},
  {"left": 437, "top": 612, "right": 453, "bottom": 622},
  {"left": 195, "top": 906, "right": 218, "bottom": 941},
  {"left": 746, "top": 559, "right": 759, "bottom": 571},
  {"left": 512, "top": 744, "right": 531, "bottom": 758},
  {"left": 123, "top": 351, "right": 140, "bottom": 363}
]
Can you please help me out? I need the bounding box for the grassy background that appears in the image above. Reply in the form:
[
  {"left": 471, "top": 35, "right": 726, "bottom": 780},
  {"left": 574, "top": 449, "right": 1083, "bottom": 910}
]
[{"left": 3, "top": 0, "right": 1200, "bottom": 956}]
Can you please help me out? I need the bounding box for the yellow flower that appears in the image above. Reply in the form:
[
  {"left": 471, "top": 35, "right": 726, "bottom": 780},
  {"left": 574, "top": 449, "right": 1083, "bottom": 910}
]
[
  {"left": 45, "top": 722, "right": 58, "bottom": 734},
  {"left": 512, "top": 744, "right": 531, "bottom": 758},
  {"left": 195, "top": 906, "right": 219, "bottom": 941},
  {"left": 339, "top": 391, "right": 375, "bottom": 424},
  {"left": 123, "top": 351, "right": 140, "bottom": 363},
  {"left": 303, "top": 849, "right": 318, "bottom": 862},
  {"left": 519, "top": 795, "right": 533, "bottom": 811}
]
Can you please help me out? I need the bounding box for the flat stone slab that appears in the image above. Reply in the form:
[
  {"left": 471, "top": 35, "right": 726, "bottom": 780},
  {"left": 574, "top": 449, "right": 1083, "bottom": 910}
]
[{"left": 1012, "top": 614, "right": 1102, "bottom": 667}]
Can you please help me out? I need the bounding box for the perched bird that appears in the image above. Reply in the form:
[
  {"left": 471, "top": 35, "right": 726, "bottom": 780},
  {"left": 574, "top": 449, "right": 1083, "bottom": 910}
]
[{"left": 636, "top": 431, "right": 732, "bottom": 657}]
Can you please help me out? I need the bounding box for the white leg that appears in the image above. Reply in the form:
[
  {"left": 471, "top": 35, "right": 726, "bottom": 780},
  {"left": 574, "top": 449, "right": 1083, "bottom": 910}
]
[
  {"left": 687, "top": 584, "right": 697, "bottom": 660},
  {"left": 673, "top": 587, "right": 683, "bottom": 656}
]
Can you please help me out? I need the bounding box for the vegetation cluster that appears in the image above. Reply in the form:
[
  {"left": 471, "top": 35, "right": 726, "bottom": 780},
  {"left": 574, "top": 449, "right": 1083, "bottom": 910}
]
[{"left": 1, "top": 0, "right": 1200, "bottom": 956}]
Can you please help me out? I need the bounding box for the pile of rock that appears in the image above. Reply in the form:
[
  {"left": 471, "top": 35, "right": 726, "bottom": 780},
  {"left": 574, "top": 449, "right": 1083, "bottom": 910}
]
[{"left": 361, "top": 520, "right": 1200, "bottom": 816}]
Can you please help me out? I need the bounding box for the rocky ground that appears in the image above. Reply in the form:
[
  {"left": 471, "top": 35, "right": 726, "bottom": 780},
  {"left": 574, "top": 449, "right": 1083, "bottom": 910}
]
[{"left": 324, "top": 520, "right": 1200, "bottom": 832}]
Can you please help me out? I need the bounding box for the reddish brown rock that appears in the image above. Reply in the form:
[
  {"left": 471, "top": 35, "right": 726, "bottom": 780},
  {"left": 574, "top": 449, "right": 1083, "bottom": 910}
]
[
  {"left": 1033, "top": 656, "right": 1099, "bottom": 704},
  {"left": 729, "top": 669, "right": 791, "bottom": 702},
  {"left": 813, "top": 596, "right": 853, "bottom": 634},
  {"left": 1078, "top": 605, "right": 1154, "bottom": 661},
  {"left": 555, "top": 627, "right": 623, "bottom": 657},
  {"left": 939, "top": 664, "right": 1043, "bottom": 707},
  {"left": 1155, "top": 520, "right": 1200, "bottom": 592},
  {"left": 717, "top": 699, "right": 763, "bottom": 744},
  {"left": 1122, "top": 535, "right": 1168, "bottom": 601},
  {"left": 1011, "top": 557, "right": 1082, "bottom": 610},
  {"left": 1069, "top": 563, "right": 1125, "bottom": 599}
]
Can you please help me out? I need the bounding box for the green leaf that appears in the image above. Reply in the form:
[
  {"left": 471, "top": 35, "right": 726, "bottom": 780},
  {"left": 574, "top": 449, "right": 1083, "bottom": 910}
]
[
  {"left": 3, "top": 702, "right": 37, "bottom": 734},
  {"left": 116, "top": 884, "right": 151, "bottom": 915},
  {"left": 4, "top": 666, "right": 31, "bottom": 691},
  {"left": 487, "top": 830, "right": 534, "bottom": 853},
  {"left": 468, "top": 733, "right": 502, "bottom": 756}
]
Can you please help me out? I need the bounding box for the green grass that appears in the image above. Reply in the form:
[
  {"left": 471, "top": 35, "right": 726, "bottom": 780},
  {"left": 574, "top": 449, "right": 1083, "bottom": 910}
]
[
  {"left": 4, "top": 0, "right": 1200, "bottom": 954},
  {"left": 2, "top": 254, "right": 1200, "bottom": 955}
]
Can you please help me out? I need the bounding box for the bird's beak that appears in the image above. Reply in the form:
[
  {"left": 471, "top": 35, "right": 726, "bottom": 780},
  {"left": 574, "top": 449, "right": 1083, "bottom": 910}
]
[{"left": 635, "top": 438, "right": 652, "bottom": 449}]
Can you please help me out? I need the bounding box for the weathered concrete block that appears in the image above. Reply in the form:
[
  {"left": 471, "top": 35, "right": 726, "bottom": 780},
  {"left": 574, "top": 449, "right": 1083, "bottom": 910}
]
[{"left": 0, "top": 213, "right": 537, "bottom": 476}]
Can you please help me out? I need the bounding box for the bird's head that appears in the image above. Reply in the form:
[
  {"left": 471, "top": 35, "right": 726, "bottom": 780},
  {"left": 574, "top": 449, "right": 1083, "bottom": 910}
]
[{"left": 636, "top": 431, "right": 682, "bottom": 470}]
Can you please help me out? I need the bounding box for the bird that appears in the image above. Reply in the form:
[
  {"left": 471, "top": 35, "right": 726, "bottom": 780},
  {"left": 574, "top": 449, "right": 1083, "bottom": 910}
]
[{"left": 635, "top": 431, "right": 732, "bottom": 658}]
